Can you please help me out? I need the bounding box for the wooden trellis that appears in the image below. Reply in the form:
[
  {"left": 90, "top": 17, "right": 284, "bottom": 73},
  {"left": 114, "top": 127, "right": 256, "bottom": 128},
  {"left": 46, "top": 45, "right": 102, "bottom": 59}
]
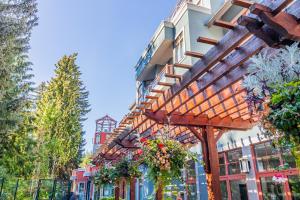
[{"left": 93, "top": 0, "right": 300, "bottom": 199}]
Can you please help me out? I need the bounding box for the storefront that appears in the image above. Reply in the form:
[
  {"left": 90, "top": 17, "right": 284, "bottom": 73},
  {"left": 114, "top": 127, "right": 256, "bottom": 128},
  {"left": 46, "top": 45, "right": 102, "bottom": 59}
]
[{"left": 219, "top": 141, "right": 300, "bottom": 200}]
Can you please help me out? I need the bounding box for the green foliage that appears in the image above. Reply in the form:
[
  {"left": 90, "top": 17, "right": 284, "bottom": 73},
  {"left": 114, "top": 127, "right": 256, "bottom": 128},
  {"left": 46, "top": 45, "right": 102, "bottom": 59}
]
[
  {"left": 80, "top": 152, "right": 93, "bottom": 168},
  {"left": 0, "top": 111, "right": 37, "bottom": 178},
  {"left": 141, "top": 139, "right": 197, "bottom": 188},
  {"left": 268, "top": 80, "right": 300, "bottom": 136},
  {"left": 267, "top": 80, "right": 300, "bottom": 167},
  {"left": 244, "top": 43, "right": 300, "bottom": 168},
  {"left": 0, "top": 0, "right": 37, "bottom": 157},
  {"left": 94, "top": 166, "right": 117, "bottom": 186},
  {"left": 34, "top": 54, "right": 90, "bottom": 180},
  {"left": 101, "top": 197, "right": 115, "bottom": 200},
  {"left": 114, "top": 159, "right": 142, "bottom": 179}
]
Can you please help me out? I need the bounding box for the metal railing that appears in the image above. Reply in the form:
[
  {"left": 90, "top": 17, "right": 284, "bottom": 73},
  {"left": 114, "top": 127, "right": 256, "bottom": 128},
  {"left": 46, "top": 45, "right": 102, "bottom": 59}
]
[
  {"left": 168, "top": 0, "right": 193, "bottom": 21},
  {"left": 0, "top": 178, "right": 71, "bottom": 200}
]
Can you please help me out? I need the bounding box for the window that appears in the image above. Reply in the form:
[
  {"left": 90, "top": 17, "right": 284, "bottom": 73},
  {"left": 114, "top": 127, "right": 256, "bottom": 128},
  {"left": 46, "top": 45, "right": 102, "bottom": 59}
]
[
  {"left": 254, "top": 142, "right": 281, "bottom": 172},
  {"left": 260, "top": 177, "right": 285, "bottom": 200},
  {"left": 229, "top": 180, "right": 248, "bottom": 200},
  {"left": 226, "top": 149, "right": 242, "bottom": 175},
  {"left": 96, "top": 134, "right": 100, "bottom": 144},
  {"left": 219, "top": 149, "right": 242, "bottom": 176},
  {"left": 220, "top": 181, "right": 228, "bottom": 200},
  {"left": 219, "top": 153, "right": 226, "bottom": 176},
  {"left": 175, "top": 32, "right": 184, "bottom": 63}
]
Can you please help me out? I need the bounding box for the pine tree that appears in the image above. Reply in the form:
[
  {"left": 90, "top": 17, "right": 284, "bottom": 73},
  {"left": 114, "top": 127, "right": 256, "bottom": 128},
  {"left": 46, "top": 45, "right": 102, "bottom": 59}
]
[
  {"left": 0, "top": 0, "right": 38, "bottom": 157},
  {"left": 34, "top": 54, "right": 90, "bottom": 180}
]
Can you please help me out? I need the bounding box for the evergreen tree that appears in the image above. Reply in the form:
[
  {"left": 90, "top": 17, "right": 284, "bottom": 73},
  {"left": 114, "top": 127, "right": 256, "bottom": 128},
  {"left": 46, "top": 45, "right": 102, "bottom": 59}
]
[
  {"left": 34, "top": 54, "right": 90, "bottom": 180},
  {"left": 0, "top": 0, "right": 38, "bottom": 157}
]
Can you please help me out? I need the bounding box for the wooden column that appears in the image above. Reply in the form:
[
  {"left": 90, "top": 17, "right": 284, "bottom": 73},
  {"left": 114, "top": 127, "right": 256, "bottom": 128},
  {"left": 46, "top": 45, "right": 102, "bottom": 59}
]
[
  {"left": 156, "top": 181, "right": 163, "bottom": 200},
  {"left": 130, "top": 178, "right": 136, "bottom": 200},
  {"left": 204, "top": 126, "right": 221, "bottom": 200},
  {"left": 115, "top": 180, "right": 120, "bottom": 200}
]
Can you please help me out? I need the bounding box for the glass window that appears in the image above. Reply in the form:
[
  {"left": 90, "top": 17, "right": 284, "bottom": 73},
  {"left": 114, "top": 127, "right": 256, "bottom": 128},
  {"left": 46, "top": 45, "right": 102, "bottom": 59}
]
[
  {"left": 96, "top": 134, "right": 100, "bottom": 144},
  {"left": 220, "top": 181, "right": 228, "bottom": 200},
  {"left": 260, "top": 177, "right": 285, "bottom": 200},
  {"left": 255, "top": 142, "right": 281, "bottom": 172},
  {"left": 219, "top": 153, "right": 226, "bottom": 176},
  {"left": 226, "top": 149, "right": 242, "bottom": 175},
  {"left": 282, "top": 152, "right": 297, "bottom": 169},
  {"left": 230, "top": 179, "right": 248, "bottom": 200},
  {"left": 175, "top": 32, "right": 184, "bottom": 63},
  {"left": 288, "top": 175, "right": 300, "bottom": 200}
]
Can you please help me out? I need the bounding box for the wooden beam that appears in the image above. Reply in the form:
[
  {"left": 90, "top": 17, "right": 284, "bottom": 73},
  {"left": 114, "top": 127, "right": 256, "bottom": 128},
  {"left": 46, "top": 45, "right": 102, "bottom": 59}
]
[
  {"left": 197, "top": 37, "right": 218, "bottom": 45},
  {"left": 185, "top": 51, "right": 204, "bottom": 58},
  {"left": 150, "top": 89, "right": 165, "bottom": 93},
  {"left": 114, "top": 138, "right": 139, "bottom": 149},
  {"left": 165, "top": 73, "right": 182, "bottom": 81},
  {"left": 215, "top": 129, "right": 227, "bottom": 141},
  {"left": 214, "top": 19, "right": 235, "bottom": 29},
  {"left": 144, "top": 110, "right": 253, "bottom": 130},
  {"left": 173, "top": 63, "right": 192, "bottom": 69},
  {"left": 157, "top": 82, "right": 173, "bottom": 87},
  {"left": 145, "top": 95, "right": 158, "bottom": 100},
  {"left": 168, "top": 35, "right": 264, "bottom": 117},
  {"left": 231, "top": 0, "right": 253, "bottom": 8}
]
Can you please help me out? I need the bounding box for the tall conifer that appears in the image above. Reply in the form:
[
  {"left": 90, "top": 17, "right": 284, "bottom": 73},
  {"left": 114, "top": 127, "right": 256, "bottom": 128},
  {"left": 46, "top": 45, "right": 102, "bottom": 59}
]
[
  {"left": 0, "top": 0, "right": 38, "bottom": 157},
  {"left": 34, "top": 54, "right": 90, "bottom": 179}
]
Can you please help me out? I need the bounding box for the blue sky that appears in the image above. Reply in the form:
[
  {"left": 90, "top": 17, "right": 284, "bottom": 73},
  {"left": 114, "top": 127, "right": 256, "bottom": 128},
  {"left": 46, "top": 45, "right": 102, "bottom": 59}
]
[{"left": 29, "top": 0, "right": 177, "bottom": 151}]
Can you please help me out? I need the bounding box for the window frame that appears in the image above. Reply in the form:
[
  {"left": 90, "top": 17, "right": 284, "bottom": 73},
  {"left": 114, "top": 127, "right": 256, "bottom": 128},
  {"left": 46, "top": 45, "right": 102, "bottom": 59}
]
[{"left": 174, "top": 29, "right": 185, "bottom": 63}]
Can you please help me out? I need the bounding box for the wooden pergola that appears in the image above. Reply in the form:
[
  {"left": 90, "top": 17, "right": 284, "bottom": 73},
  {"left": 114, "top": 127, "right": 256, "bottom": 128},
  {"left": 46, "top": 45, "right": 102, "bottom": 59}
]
[{"left": 93, "top": 0, "right": 300, "bottom": 199}]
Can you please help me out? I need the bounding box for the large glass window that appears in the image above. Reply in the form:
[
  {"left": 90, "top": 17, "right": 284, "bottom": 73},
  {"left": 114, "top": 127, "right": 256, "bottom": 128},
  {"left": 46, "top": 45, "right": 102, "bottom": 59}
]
[
  {"left": 230, "top": 179, "right": 248, "bottom": 200},
  {"left": 254, "top": 142, "right": 281, "bottom": 172},
  {"left": 260, "top": 177, "right": 285, "bottom": 200},
  {"left": 227, "top": 149, "right": 242, "bottom": 175},
  {"left": 288, "top": 175, "right": 300, "bottom": 200},
  {"left": 220, "top": 181, "right": 228, "bottom": 200}
]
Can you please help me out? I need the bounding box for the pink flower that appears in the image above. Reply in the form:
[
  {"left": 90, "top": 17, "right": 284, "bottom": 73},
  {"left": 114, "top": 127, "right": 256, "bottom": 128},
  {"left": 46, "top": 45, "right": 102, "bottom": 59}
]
[
  {"left": 140, "top": 138, "right": 148, "bottom": 143},
  {"left": 137, "top": 149, "right": 143, "bottom": 155}
]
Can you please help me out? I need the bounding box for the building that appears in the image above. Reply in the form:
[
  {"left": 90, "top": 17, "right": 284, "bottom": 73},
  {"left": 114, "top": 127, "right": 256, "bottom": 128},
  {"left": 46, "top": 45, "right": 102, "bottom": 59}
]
[
  {"left": 93, "top": 0, "right": 300, "bottom": 199},
  {"left": 93, "top": 115, "right": 117, "bottom": 154},
  {"left": 71, "top": 115, "right": 117, "bottom": 200}
]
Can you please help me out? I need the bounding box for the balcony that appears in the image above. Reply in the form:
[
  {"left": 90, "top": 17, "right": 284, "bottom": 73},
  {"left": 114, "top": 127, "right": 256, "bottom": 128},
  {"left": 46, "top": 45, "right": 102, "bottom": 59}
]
[{"left": 135, "top": 21, "right": 174, "bottom": 81}]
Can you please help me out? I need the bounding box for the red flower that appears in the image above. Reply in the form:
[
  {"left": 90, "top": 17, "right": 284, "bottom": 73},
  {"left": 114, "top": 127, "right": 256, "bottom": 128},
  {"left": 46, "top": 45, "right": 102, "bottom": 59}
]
[
  {"left": 140, "top": 138, "right": 148, "bottom": 143},
  {"left": 157, "top": 143, "right": 164, "bottom": 149},
  {"left": 137, "top": 149, "right": 143, "bottom": 155}
]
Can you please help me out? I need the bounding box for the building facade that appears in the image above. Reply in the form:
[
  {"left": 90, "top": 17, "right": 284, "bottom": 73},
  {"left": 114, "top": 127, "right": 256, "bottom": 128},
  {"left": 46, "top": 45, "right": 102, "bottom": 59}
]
[
  {"left": 71, "top": 115, "right": 117, "bottom": 200},
  {"left": 129, "top": 0, "right": 300, "bottom": 199}
]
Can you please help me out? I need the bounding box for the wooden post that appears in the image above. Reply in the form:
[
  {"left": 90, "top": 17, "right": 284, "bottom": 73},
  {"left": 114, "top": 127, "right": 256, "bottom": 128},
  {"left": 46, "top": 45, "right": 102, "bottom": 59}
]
[
  {"left": 156, "top": 181, "right": 163, "bottom": 200},
  {"left": 130, "top": 178, "right": 136, "bottom": 200},
  {"left": 205, "top": 126, "right": 221, "bottom": 200},
  {"left": 115, "top": 180, "right": 120, "bottom": 200}
]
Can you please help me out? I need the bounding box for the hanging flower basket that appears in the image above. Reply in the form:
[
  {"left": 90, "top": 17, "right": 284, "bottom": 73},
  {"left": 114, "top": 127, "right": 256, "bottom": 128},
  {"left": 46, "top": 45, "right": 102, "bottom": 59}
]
[
  {"left": 272, "top": 174, "right": 288, "bottom": 184},
  {"left": 139, "top": 137, "right": 197, "bottom": 188}
]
